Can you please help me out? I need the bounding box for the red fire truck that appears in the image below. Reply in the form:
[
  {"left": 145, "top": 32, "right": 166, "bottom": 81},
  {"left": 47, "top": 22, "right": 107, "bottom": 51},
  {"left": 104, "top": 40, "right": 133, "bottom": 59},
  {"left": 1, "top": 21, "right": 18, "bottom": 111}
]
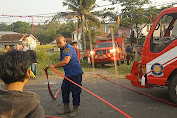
[
  {"left": 126, "top": 7, "right": 177, "bottom": 103},
  {"left": 87, "top": 36, "right": 125, "bottom": 67}
]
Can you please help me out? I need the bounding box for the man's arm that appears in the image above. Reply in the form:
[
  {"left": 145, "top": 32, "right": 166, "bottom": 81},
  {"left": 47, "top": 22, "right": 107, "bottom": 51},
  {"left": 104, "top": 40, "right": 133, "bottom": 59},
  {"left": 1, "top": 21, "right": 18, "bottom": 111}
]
[{"left": 49, "top": 56, "right": 71, "bottom": 68}]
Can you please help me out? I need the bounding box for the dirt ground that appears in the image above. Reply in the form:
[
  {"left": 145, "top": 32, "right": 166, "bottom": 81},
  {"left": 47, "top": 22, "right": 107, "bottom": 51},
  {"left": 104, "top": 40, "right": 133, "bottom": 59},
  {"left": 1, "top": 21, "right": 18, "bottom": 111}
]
[{"left": 1, "top": 69, "right": 177, "bottom": 118}]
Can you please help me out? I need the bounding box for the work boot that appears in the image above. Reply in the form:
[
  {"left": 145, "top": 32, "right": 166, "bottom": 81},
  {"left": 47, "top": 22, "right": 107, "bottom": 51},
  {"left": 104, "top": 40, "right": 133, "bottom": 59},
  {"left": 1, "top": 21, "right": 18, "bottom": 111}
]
[
  {"left": 57, "top": 103, "right": 71, "bottom": 115},
  {"left": 69, "top": 106, "right": 79, "bottom": 117}
]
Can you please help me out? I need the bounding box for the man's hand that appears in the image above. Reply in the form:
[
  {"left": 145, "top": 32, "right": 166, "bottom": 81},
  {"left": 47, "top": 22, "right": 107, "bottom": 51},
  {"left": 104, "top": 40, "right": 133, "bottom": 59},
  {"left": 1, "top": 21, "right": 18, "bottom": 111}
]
[
  {"left": 44, "top": 56, "right": 71, "bottom": 70},
  {"left": 44, "top": 64, "right": 55, "bottom": 70}
]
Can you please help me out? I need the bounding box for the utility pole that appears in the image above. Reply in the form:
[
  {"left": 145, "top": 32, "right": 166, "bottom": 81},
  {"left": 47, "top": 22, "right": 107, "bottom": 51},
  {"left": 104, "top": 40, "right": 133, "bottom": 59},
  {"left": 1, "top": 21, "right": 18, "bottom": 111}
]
[{"left": 111, "top": 27, "right": 118, "bottom": 74}]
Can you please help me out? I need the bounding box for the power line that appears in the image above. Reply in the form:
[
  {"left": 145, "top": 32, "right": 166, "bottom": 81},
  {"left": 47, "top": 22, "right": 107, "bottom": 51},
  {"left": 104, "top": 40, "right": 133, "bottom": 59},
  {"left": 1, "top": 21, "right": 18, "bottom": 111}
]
[
  {"left": 0, "top": 1, "right": 176, "bottom": 18},
  {"left": 0, "top": 1, "right": 177, "bottom": 25}
]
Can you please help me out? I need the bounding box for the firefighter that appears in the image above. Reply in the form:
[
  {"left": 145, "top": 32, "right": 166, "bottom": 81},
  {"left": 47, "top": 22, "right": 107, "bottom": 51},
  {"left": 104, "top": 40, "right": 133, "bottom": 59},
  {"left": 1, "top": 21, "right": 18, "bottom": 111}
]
[
  {"left": 126, "top": 45, "right": 133, "bottom": 65},
  {"left": 46, "top": 36, "right": 83, "bottom": 117}
]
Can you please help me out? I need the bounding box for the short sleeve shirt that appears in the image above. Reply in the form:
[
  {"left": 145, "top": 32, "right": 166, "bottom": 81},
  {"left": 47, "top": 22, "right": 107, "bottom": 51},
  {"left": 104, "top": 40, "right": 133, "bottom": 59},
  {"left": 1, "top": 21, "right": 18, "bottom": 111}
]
[{"left": 60, "top": 43, "right": 83, "bottom": 77}]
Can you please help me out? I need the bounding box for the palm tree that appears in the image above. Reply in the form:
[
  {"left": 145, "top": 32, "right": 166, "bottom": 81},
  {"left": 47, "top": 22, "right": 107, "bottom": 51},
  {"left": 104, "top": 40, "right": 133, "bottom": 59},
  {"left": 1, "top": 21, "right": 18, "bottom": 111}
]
[{"left": 62, "top": 0, "right": 99, "bottom": 52}]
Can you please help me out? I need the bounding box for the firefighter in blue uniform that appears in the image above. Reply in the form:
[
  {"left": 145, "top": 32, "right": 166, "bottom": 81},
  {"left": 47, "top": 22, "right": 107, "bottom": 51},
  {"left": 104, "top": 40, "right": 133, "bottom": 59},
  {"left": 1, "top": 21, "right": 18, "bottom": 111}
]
[{"left": 46, "top": 36, "right": 83, "bottom": 117}]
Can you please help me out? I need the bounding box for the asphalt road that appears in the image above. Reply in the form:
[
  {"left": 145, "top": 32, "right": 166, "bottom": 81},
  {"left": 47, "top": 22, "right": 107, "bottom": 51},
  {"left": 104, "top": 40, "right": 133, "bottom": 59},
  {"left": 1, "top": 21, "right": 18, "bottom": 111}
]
[
  {"left": 1, "top": 75, "right": 177, "bottom": 118},
  {"left": 27, "top": 75, "right": 177, "bottom": 118}
]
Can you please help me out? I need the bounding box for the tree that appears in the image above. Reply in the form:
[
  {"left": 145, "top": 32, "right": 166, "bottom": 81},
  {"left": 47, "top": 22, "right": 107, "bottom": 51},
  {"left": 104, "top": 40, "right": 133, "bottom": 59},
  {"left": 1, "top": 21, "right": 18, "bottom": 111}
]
[
  {"left": 96, "top": 7, "right": 118, "bottom": 23},
  {"left": 120, "top": 0, "right": 150, "bottom": 45},
  {"left": 106, "top": 0, "right": 175, "bottom": 46},
  {"left": 62, "top": 0, "right": 98, "bottom": 52},
  {"left": 9, "top": 21, "right": 31, "bottom": 33},
  {"left": 33, "top": 22, "right": 61, "bottom": 44},
  {"left": 56, "top": 21, "right": 75, "bottom": 38},
  {"left": 0, "top": 23, "right": 8, "bottom": 31}
]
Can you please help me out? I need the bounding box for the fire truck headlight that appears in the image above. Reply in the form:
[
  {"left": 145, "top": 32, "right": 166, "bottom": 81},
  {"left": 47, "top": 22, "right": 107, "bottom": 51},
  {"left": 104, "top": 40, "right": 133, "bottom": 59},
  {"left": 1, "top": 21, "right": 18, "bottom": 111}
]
[
  {"left": 110, "top": 49, "right": 116, "bottom": 53},
  {"left": 90, "top": 51, "right": 95, "bottom": 55}
]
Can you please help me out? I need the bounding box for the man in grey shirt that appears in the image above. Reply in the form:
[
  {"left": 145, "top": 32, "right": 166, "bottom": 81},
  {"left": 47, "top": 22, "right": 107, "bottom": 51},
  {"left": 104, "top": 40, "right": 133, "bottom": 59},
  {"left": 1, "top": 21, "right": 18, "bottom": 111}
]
[{"left": 0, "top": 50, "right": 44, "bottom": 118}]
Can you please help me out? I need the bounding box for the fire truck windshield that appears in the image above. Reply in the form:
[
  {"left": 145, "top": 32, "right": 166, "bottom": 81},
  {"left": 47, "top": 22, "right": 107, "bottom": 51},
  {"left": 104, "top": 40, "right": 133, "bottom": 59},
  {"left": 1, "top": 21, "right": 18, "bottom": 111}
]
[
  {"left": 150, "top": 12, "right": 177, "bottom": 53},
  {"left": 95, "top": 42, "right": 117, "bottom": 49}
]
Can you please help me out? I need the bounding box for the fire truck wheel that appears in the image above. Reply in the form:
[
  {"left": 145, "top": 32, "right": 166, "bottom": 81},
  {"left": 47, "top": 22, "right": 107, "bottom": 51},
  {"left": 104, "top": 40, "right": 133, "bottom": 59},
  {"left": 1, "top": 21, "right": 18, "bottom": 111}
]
[{"left": 168, "top": 74, "right": 177, "bottom": 104}]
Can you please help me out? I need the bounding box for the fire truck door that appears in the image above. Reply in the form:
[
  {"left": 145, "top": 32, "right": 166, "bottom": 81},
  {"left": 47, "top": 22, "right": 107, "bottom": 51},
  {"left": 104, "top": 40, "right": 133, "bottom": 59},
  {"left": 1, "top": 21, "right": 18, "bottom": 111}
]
[{"left": 146, "top": 13, "right": 177, "bottom": 84}]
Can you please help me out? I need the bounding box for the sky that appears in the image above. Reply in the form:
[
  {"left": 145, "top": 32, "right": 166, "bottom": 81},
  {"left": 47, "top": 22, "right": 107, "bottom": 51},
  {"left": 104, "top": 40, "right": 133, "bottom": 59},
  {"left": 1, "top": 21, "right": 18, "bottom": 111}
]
[{"left": 0, "top": 0, "right": 176, "bottom": 24}]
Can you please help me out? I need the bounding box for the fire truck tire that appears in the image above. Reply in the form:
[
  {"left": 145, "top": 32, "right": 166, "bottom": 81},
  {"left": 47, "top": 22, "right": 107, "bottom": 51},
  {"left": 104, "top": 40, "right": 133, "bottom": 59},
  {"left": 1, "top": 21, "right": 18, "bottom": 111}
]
[{"left": 168, "top": 74, "right": 177, "bottom": 104}]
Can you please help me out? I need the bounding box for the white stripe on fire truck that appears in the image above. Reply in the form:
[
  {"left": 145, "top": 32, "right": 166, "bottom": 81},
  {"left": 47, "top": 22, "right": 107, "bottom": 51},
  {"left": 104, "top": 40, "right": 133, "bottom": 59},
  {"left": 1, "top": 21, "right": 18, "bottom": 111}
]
[
  {"left": 163, "top": 56, "right": 177, "bottom": 67},
  {"left": 146, "top": 46, "right": 177, "bottom": 77},
  {"left": 147, "top": 57, "right": 177, "bottom": 76}
]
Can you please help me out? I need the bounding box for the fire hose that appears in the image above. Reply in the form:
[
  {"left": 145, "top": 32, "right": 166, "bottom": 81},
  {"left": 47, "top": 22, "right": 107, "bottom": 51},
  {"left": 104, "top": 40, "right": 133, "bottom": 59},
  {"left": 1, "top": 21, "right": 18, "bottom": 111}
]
[
  {"left": 44, "top": 68, "right": 61, "bottom": 100},
  {"left": 97, "top": 73, "right": 177, "bottom": 107},
  {"left": 44, "top": 67, "right": 132, "bottom": 118},
  {"left": 44, "top": 115, "right": 62, "bottom": 118}
]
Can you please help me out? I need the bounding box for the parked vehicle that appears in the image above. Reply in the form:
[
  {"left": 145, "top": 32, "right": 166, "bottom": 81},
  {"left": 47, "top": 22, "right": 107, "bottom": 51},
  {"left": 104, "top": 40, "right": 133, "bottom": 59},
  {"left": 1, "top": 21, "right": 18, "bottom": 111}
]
[
  {"left": 126, "top": 7, "right": 177, "bottom": 103},
  {"left": 87, "top": 36, "right": 125, "bottom": 67}
]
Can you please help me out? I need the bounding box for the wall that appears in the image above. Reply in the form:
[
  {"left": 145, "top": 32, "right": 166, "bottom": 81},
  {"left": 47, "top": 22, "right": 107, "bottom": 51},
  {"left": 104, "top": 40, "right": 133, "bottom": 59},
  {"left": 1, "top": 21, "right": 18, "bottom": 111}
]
[
  {"left": 27, "top": 36, "right": 37, "bottom": 49},
  {"left": 72, "top": 32, "right": 82, "bottom": 50}
]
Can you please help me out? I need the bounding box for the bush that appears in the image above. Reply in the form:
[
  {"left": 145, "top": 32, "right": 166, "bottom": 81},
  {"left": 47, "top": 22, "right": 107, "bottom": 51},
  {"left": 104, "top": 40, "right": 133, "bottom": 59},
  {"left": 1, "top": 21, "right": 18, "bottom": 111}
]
[
  {"left": 36, "top": 49, "right": 62, "bottom": 75},
  {"left": 35, "top": 45, "right": 142, "bottom": 76}
]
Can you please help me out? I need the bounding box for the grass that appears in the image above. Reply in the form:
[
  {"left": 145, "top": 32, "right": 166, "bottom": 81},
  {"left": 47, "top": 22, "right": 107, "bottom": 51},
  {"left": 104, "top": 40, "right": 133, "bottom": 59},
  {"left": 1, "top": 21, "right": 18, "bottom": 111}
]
[
  {"left": 1, "top": 45, "right": 141, "bottom": 78},
  {"left": 35, "top": 46, "right": 61, "bottom": 75},
  {"left": 36, "top": 45, "right": 56, "bottom": 49},
  {"left": 36, "top": 45, "right": 142, "bottom": 78}
]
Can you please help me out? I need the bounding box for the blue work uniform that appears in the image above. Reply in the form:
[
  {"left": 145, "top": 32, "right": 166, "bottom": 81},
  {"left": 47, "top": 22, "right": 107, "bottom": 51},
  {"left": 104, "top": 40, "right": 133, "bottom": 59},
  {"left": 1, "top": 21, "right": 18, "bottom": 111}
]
[{"left": 60, "top": 43, "right": 83, "bottom": 106}]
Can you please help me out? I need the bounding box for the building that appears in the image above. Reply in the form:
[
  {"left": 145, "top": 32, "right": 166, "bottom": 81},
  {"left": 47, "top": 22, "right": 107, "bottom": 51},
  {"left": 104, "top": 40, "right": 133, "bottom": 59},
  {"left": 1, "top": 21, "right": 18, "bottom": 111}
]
[
  {"left": 72, "top": 27, "right": 87, "bottom": 51},
  {"left": 0, "top": 33, "right": 39, "bottom": 50}
]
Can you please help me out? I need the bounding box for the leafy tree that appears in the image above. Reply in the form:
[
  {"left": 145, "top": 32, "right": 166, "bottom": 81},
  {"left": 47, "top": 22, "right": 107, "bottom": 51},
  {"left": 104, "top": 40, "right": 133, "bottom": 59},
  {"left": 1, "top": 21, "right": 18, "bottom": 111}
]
[
  {"left": 96, "top": 7, "right": 118, "bottom": 23},
  {"left": 0, "top": 23, "right": 8, "bottom": 31},
  {"left": 56, "top": 21, "right": 75, "bottom": 38},
  {"left": 61, "top": 0, "right": 99, "bottom": 52},
  {"left": 33, "top": 22, "right": 61, "bottom": 44},
  {"left": 81, "top": 26, "right": 99, "bottom": 50},
  {"left": 9, "top": 21, "right": 31, "bottom": 33},
  {"left": 32, "top": 24, "right": 44, "bottom": 38},
  {"left": 106, "top": 0, "right": 175, "bottom": 46}
]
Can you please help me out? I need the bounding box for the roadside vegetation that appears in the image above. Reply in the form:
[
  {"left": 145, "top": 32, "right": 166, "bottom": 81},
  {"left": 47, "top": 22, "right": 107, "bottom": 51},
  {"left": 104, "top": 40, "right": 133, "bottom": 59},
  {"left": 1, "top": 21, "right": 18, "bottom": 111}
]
[{"left": 36, "top": 45, "right": 141, "bottom": 78}]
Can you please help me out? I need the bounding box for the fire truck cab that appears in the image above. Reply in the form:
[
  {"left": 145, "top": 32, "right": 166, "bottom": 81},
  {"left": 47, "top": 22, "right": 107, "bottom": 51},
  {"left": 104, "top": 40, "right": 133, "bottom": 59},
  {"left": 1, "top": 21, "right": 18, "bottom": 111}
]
[
  {"left": 87, "top": 36, "right": 125, "bottom": 67},
  {"left": 126, "top": 7, "right": 177, "bottom": 103}
]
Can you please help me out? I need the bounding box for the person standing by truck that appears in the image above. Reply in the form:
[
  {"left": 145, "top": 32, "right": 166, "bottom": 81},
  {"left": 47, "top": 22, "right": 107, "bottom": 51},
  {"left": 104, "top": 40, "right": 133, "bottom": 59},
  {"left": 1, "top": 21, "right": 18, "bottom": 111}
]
[
  {"left": 71, "top": 41, "right": 80, "bottom": 63},
  {"left": 126, "top": 45, "right": 133, "bottom": 65}
]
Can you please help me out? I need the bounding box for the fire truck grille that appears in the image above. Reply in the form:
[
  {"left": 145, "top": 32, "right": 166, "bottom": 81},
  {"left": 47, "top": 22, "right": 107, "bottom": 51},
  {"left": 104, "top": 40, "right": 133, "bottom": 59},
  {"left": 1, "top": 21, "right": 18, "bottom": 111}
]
[{"left": 96, "top": 50, "right": 106, "bottom": 55}]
